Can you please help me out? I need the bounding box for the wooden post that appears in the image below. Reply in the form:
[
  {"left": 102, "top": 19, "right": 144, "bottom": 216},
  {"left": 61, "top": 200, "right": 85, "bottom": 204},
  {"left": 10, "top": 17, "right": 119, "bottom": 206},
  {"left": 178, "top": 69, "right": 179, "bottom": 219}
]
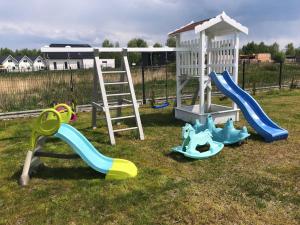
[
  {"left": 242, "top": 60, "right": 246, "bottom": 90},
  {"left": 279, "top": 62, "right": 283, "bottom": 89},
  {"left": 206, "top": 36, "right": 213, "bottom": 112},
  {"left": 233, "top": 32, "right": 239, "bottom": 114},
  {"left": 199, "top": 31, "right": 206, "bottom": 114},
  {"left": 92, "top": 49, "right": 99, "bottom": 129},
  {"left": 175, "top": 34, "right": 182, "bottom": 108},
  {"left": 141, "top": 54, "right": 146, "bottom": 104}
]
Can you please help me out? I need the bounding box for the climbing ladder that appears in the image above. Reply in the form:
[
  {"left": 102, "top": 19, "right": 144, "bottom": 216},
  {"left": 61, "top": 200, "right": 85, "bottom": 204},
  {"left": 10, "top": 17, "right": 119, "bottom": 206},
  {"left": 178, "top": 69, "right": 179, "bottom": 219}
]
[{"left": 91, "top": 49, "right": 144, "bottom": 145}]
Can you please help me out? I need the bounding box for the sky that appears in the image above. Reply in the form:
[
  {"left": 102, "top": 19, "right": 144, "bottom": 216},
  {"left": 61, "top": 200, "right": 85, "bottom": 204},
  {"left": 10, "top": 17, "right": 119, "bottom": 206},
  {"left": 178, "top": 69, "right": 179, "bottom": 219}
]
[{"left": 0, "top": 0, "right": 299, "bottom": 50}]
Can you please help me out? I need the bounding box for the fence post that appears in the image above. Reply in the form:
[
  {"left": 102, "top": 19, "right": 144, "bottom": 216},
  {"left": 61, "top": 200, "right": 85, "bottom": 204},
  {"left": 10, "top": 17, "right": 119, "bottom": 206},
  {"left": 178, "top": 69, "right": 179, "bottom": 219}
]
[
  {"left": 141, "top": 62, "right": 146, "bottom": 104},
  {"left": 242, "top": 60, "right": 246, "bottom": 90},
  {"left": 279, "top": 62, "right": 283, "bottom": 89}
]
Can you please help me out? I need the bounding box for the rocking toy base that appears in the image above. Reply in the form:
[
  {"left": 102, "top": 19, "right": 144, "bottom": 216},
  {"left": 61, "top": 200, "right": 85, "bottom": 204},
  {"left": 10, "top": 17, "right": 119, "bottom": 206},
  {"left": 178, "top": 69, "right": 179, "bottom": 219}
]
[{"left": 171, "top": 141, "right": 223, "bottom": 160}]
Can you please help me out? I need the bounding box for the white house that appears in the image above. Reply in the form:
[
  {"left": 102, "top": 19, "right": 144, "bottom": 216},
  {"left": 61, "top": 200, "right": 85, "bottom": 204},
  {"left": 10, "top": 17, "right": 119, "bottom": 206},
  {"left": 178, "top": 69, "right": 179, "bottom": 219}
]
[
  {"left": 0, "top": 55, "right": 18, "bottom": 72},
  {"left": 29, "top": 56, "right": 46, "bottom": 71},
  {"left": 43, "top": 44, "right": 115, "bottom": 70},
  {"left": 16, "top": 56, "right": 33, "bottom": 72}
]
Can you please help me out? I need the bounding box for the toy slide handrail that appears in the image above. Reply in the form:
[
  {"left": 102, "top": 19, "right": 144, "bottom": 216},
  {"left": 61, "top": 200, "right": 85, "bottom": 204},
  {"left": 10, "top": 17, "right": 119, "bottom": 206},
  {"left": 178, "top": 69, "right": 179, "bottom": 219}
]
[
  {"left": 31, "top": 109, "right": 62, "bottom": 148},
  {"left": 53, "top": 103, "right": 73, "bottom": 123}
]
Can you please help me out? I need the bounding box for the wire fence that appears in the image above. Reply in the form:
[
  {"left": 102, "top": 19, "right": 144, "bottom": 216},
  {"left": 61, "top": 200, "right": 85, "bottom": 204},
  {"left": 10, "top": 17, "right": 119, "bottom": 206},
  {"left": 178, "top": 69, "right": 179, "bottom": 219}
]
[{"left": 0, "top": 62, "right": 300, "bottom": 113}]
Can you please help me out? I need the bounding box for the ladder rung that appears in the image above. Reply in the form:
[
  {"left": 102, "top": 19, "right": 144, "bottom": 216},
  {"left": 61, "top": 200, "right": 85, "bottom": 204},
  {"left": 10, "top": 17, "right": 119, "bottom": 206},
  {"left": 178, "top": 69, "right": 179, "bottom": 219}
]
[
  {"left": 104, "top": 81, "right": 128, "bottom": 85},
  {"left": 102, "top": 71, "right": 126, "bottom": 74},
  {"left": 113, "top": 127, "right": 138, "bottom": 132},
  {"left": 108, "top": 104, "right": 133, "bottom": 109},
  {"left": 111, "top": 115, "right": 135, "bottom": 121},
  {"left": 107, "top": 93, "right": 131, "bottom": 97}
]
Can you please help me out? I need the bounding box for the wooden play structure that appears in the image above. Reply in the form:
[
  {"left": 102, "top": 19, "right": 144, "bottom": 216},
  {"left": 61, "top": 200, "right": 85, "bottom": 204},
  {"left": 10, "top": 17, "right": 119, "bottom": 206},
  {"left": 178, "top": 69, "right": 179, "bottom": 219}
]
[
  {"left": 169, "top": 12, "right": 248, "bottom": 123},
  {"left": 41, "top": 12, "right": 248, "bottom": 144}
]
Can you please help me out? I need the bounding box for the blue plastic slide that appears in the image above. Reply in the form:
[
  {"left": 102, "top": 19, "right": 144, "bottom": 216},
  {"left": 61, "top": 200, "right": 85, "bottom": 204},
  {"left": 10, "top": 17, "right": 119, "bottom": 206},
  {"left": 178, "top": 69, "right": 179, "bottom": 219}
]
[
  {"left": 210, "top": 71, "right": 288, "bottom": 142},
  {"left": 54, "top": 123, "right": 137, "bottom": 179}
]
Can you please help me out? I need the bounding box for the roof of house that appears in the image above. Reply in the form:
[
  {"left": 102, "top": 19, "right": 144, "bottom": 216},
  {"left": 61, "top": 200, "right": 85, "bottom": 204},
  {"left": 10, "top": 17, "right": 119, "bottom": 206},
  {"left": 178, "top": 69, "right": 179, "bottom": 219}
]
[
  {"left": 49, "top": 43, "right": 91, "bottom": 48},
  {"left": 29, "top": 55, "right": 44, "bottom": 62},
  {"left": 0, "top": 56, "right": 7, "bottom": 64},
  {"left": 43, "top": 52, "right": 94, "bottom": 60},
  {"left": 15, "top": 55, "right": 33, "bottom": 63},
  {"left": 0, "top": 55, "right": 18, "bottom": 64},
  {"left": 168, "top": 19, "right": 210, "bottom": 36},
  {"left": 43, "top": 43, "right": 93, "bottom": 59},
  {"left": 169, "top": 12, "right": 248, "bottom": 36}
]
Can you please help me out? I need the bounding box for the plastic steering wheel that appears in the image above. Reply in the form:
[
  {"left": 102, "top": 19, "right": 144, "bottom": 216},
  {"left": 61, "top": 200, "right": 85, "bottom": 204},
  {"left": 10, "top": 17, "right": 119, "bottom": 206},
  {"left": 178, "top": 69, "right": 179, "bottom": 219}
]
[
  {"left": 53, "top": 103, "right": 73, "bottom": 123},
  {"left": 35, "top": 109, "right": 62, "bottom": 136}
]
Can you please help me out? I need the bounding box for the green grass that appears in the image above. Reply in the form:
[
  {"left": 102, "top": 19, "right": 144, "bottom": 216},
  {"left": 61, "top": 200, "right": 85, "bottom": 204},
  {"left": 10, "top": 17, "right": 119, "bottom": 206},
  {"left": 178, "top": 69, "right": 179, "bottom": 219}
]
[{"left": 0, "top": 90, "right": 299, "bottom": 224}]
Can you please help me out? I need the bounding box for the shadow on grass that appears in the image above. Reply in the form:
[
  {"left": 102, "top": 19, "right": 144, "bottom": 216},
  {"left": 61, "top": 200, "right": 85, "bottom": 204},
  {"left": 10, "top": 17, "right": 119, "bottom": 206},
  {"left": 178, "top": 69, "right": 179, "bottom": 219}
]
[
  {"left": 12, "top": 165, "right": 105, "bottom": 182},
  {"left": 122, "top": 111, "right": 182, "bottom": 128},
  {"left": 166, "top": 151, "right": 198, "bottom": 163}
]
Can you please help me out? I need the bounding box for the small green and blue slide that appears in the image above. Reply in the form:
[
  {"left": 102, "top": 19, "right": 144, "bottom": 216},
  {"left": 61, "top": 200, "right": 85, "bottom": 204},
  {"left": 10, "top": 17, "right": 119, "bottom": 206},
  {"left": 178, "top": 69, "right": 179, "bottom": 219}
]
[{"left": 32, "top": 104, "right": 137, "bottom": 180}]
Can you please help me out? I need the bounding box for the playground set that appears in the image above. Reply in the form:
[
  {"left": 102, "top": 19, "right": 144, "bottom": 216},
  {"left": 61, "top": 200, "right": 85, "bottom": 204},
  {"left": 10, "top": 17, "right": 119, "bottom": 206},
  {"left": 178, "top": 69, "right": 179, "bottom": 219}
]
[{"left": 20, "top": 12, "right": 288, "bottom": 185}]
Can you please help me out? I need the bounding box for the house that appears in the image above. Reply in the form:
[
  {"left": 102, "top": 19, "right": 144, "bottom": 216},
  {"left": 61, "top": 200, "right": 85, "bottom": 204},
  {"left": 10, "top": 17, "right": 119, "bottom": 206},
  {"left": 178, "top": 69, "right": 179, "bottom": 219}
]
[
  {"left": 0, "top": 55, "right": 18, "bottom": 72},
  {"left": 15, "top": 55, "right": 33, "bottom": 72},
  {"left": 42, "top": 43, "right": 115, "bottom": 70},
  {"left": 29, "top": 56, "right": 46, "bottom": 71},
  {"left": 256, "top": 53, "right": 271, "bottom": 62},
  {"left": 240, "top": 53, "right": 272, "bottom": 63}
]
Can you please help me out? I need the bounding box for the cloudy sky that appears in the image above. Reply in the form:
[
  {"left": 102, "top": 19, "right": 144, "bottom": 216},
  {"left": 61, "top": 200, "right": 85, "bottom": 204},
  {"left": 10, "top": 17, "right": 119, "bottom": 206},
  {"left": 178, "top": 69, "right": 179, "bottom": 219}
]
[{"left": 0, "top": 0, "right": 299, "bottom": 50}]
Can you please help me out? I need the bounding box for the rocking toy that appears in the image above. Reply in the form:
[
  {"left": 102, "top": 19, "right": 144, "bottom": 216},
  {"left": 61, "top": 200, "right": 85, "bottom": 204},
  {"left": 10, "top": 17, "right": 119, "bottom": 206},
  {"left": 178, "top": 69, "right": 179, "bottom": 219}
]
[
  {"left": 193, "top": 115, "right": 250, "bottom": 145},
  {"left": 172, "top": 123, "right": 224, "bottom": 159}
]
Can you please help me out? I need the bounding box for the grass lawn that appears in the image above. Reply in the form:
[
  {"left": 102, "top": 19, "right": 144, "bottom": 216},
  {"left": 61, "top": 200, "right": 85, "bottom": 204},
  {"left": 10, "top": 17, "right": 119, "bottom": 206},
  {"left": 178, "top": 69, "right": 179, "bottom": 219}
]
[{"left": 0, "top": 89, "right": 299, "bottom": 225}]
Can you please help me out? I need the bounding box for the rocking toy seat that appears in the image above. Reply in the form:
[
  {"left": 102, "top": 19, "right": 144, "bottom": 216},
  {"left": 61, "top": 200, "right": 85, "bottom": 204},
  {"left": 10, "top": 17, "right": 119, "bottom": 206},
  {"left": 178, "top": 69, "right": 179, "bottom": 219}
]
[{"left": 171, "top": 124, "right": 224, "bottom": 159}]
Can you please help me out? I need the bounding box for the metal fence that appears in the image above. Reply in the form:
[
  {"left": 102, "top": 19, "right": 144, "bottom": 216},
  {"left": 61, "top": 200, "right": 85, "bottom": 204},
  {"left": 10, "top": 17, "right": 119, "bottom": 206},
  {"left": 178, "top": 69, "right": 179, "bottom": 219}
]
[{"left": 0, "top": 62, "right": 299, "bottom": 114}]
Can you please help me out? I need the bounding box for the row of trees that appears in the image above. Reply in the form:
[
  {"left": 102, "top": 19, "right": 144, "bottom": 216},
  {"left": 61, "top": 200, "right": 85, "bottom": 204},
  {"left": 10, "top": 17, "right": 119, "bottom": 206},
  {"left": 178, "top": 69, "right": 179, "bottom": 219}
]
[
  {"left": 241, "top": 41, "right": 300, "bottom": 62},
  {"left": 0, "top": 48, "right": 41, "bottom": 58}
]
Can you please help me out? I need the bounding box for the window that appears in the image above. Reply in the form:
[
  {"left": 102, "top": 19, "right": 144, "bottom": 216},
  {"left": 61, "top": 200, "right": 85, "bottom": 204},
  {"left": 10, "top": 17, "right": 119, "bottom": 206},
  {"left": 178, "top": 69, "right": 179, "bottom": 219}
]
[
  {"left": 23, "top": 60, "right": 27, "bottom": 62},
  {"left": 53, "top": 62, "right": 57, "bottom": 70},
  {"left": 64, "top": 62, "right": 68, "bottom": 69},
  {"left": 77, "top": 61, "right": 80, "bottom": 69},
  {"left": 8, "top": 60, "right": 12, "bottom": 62},
  {"left": 37, "top": 60, "right": 41, "bottom": 62}
]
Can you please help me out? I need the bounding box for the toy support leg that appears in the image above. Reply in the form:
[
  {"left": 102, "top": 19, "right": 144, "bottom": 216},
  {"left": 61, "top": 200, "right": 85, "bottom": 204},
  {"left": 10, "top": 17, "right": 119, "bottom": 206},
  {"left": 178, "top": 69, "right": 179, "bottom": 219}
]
[
  {"left": 19, "top": 151, "right": 33, "bottom": 186},
  {"left": 19, "top": 151, "right": 43, "bottom": 186}
]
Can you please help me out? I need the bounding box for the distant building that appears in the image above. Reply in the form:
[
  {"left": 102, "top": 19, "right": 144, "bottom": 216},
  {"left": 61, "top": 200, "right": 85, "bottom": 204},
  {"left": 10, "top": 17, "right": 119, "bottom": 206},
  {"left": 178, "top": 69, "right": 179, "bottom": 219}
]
[
  {"left": 0, "top": 55, "right": 46, "bottom": 72},
  {"left": 0, "top": 55, "right": 18, "bottom": 72},
  {"left": 240, "top": 53, "right": 272, "bottom": 63},
  {"left": 15, "top": 55, "right": 33, "bottom": 72},
  {"left": 29, "top": 56, "right": 46, "bottom": 71},
  {"left": 285, "top": 55, "right": 296, "bottom": 63},
  {"left": 43, "top": 43, "right": 115, "bottom": 70}
]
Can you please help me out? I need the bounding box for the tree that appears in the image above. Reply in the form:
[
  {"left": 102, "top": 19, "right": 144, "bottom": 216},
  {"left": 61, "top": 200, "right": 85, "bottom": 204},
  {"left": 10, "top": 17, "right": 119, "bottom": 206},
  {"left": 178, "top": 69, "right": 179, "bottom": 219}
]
[
  {"left": 127, "top": 38, "right": 148, "bottom": 65},
  {"left": 285, "top": 43, "right": 295, "bottom": 56},
  {"left": 166, "top": 37, "right": 176, "bottom": 47},
  {"left": 273, "top": 52, "right": 286, "bottom": 63},
  {"left": 127, "top": 38, "right": 148, "bottom": 48},
  {"left": 102, "top": 39, "right": 114, "bottom": 47},
  {"left": 153, "top": 42, "right": 162, "bottom": 47},
  {"left": 269, "top": 42, "right": 279, "bottom": 58},
  {"left": 0, "top": 48, "right": 14, "bottom": 57},
  {"left": 295, "top": 48, "right": 300, "bottom": 56}
]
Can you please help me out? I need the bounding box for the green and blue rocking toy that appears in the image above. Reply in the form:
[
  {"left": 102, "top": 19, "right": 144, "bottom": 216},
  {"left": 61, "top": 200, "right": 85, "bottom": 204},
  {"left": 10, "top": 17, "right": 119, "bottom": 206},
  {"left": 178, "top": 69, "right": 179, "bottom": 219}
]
[
  {"left": 171, "top": 115, "right": 250, "bottom": 160},
  {"left": 172, "top": 124, "right": 224, "bottom": 159},
  {"left": 194, "top": 115, "right": 250, "bottom": 145}
]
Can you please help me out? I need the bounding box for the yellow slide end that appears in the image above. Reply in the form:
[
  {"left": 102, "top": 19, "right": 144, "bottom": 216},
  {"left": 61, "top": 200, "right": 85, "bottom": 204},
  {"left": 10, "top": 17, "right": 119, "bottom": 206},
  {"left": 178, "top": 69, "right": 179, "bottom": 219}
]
[{"left": 105, "top": 158, "right": 138, "bottom": 180}]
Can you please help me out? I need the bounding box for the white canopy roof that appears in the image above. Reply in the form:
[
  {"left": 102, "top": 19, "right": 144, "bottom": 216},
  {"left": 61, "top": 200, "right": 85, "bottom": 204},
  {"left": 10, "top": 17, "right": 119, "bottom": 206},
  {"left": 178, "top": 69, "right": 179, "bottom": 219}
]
[{"left": 169, "top": 12, "right": 248, "bottom": 37}]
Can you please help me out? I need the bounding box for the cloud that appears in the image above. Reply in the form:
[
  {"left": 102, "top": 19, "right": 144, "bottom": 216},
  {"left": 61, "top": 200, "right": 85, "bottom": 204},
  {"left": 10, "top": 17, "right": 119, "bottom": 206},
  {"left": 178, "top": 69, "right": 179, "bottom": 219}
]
[{"left": 0, "top": 0, "right": 299, "bottom": 49}]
